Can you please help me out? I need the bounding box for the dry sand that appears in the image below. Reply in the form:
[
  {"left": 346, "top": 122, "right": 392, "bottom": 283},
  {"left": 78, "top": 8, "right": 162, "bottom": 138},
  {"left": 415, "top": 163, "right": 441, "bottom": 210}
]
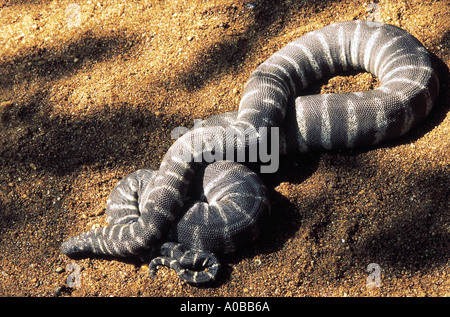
[{"left": 0, "top": 0, "right": 448, "bottom": 297}]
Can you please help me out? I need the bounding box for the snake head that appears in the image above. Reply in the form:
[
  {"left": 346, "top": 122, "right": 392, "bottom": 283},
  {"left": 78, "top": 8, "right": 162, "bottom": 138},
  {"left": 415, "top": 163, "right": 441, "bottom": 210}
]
[{"left": 149, "top": 242, "right": 222, "bottom": 285}]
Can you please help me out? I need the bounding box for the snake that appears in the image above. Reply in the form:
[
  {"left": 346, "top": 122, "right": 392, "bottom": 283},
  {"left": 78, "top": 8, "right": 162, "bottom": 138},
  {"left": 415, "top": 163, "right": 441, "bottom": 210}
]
[{"left": 61, "top": 20, "right": 439, "bottom": 285}]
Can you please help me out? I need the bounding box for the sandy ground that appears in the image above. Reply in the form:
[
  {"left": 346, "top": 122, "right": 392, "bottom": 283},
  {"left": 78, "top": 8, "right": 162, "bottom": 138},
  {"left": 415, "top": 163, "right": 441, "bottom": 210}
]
[{"left": 0, "top": 0, "right": 448, "bottom": 297}]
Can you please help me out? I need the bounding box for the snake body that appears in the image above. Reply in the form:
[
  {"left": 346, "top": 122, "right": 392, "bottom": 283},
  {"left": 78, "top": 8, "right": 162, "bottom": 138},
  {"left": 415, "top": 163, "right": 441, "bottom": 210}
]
[{"left": 61, "top": 21, "right": 439, "bottom": 285}]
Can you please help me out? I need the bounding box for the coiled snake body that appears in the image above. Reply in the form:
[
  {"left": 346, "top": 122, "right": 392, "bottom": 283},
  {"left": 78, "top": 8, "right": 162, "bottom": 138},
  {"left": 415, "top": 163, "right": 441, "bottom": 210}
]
[{"left": 61, "top": 21, "right": 439, "bottom": 285}]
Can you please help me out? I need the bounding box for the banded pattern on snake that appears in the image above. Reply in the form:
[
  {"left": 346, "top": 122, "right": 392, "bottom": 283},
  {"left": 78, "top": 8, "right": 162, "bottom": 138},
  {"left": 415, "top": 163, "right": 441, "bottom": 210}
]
[{"left": 61, "top": 20, "right": 439, "bottom": 285}]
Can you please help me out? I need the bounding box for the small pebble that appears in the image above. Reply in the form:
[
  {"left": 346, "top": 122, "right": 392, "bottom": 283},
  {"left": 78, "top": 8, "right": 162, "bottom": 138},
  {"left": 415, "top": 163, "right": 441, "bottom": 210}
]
[
  {"left": 0, "top": 101, "right": 13, "bottom": 109},
  {"left": 53, "top": 285, "right": 64, "bottom": 296},
  {"left": 15, "top": 33, "right": 25, "bottom": 41},
  {"left": 55, "top": 266, "right": 65, "bottom": 273}
]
